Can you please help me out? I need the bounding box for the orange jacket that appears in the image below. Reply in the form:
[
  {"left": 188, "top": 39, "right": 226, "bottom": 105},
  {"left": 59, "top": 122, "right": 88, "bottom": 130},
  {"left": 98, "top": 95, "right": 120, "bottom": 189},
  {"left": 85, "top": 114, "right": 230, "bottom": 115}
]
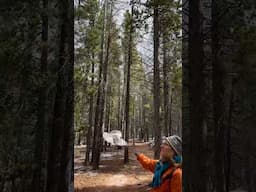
[{"left": 137, "top": 154, "right": 182, "bottom": 192}]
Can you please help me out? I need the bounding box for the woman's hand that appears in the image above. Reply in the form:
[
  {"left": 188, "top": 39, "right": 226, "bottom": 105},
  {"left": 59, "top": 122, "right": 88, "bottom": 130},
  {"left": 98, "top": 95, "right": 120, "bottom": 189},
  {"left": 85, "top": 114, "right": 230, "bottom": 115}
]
[{"left": 129, "top": 147, "right": 139, "bottom": 157}]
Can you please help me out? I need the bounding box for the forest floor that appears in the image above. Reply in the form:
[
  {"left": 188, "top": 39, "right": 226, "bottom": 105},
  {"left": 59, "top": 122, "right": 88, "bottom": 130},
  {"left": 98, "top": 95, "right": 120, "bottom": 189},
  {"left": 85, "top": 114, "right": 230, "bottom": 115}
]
[{"left": 74, "top": 141, "right": 154, "bottom": 192}]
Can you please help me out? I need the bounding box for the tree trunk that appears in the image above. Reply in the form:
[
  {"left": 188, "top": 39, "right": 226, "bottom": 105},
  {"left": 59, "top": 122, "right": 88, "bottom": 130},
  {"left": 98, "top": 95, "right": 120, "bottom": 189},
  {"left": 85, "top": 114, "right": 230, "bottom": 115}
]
[
  {"left": 104, "top": 83, "right": 111, "bottom": 132},
  {"left": 92, "top": 0, "right": 106, "bottom": 169},
  {"left": 124, "top": 1, "right": 134, "bottom": 164},
  {"left": 132, "top": 103, "right": 135, "bottom": 146},
  {"left": 212, "top": 1, "right": 235, "bottom": 191},
  {"left": 169, "top": 88, "right": 173, "bottom": 135},
  {"left": 85, "top": 52, "right": 95, "bottom": 164},
  {"left": 183, "top": 0, "right": 214, "bottom": 191},
  {"left": 59, "top": 4, "right": 74, "bottom": 189},
  {"left": 0, "top": 1, "right": 73, "bottom": 191},
  {"left": 33, "top": 0, "right": 48, "bottom": 190},
  {"left": 153, "top": 2, "right": 161, "bottom": 159},
  {"left": 92, "top": 0, "right": 112, "bottom": 169},
  {"left": 162, "top": 34, "right": 169, "bottom": 137},
  {"left": 121, "top": 67, "right": 127, "bottom": 137},
  {"left": 117, "top": 81, "right": 121, "bottom": 130},
  {"left": 142, "top": 95, "right": 148, "bottom": 142},
  {"left": 46, "top": 1, "right": 74, "bottom": 191},
  {"left": 121, "top": 48, "right": 127, "bottom": 137},
  {"left": 139, "top": 96, "right": 143, "bottom": 141}
]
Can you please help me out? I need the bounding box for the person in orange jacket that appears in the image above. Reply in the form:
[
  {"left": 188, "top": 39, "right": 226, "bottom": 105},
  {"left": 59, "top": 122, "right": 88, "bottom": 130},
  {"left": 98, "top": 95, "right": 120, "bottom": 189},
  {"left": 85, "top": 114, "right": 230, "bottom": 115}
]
[{"left": 134, "top": 135, "right": 182, "bottom": 192}]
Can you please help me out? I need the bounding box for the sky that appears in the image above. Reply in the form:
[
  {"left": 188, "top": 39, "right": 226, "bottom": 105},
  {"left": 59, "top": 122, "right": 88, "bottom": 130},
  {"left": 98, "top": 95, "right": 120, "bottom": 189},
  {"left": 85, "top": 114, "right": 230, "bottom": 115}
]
[
  {"left": 74, "top": 0, "right": 155, "bottom": 72},
  {"left": 114, "top": 0, "right": 154, "bottom": 72}
]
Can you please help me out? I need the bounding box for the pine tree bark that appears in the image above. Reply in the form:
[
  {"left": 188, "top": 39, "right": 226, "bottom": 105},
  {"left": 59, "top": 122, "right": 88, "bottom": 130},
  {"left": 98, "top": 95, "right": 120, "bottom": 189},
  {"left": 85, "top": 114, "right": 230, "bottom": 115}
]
[
  {"left": 92, "top": 0, "right": 111, "bottom": 169},
  {"left": 169, "top": 89, "right": 173, "bottom": 135},
  {"left": 212, "top": 2, "right": 227, "bottom": 191},
  {"left": 0, "top": 1, "right": 74, "bottom": 191},
  {"left": 46, "top": 0, "right": 74, "bottom": 191},
  {"left": 153, "top": 2, "right": 161, "bottom": 159},
  {"left": 183, "top": 0, "right": 214, "bottom": 191},
  {"left": 92, "top": 0, "right": 106, "bottom": 169},
  {"left": 33, "top": 0, "right": 48, "bottom": 190},
  {"left": 117, "top": 82, "right": 121, "bottom": 130},
  {"left": 162, "top": 35, "right": 169, "bottom": 137},
  {"left": 124, "top": 1, "right": 134, "bottom": 164},
  {"left": 212, "top": 1, "right": 236, "bottom": 191},
  {"left": 104, "top": 83, "right": 111, "bottom": 132},
  {"left": 85, "top": 52, "right": 95, "bottom": 164}
]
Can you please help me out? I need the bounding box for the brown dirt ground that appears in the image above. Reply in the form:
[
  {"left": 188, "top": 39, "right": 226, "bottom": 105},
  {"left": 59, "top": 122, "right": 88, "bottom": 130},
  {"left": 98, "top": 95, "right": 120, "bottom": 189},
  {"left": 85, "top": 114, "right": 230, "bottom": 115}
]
[{"left": 74, "top": 142, "right": 154, "bottom": 192}]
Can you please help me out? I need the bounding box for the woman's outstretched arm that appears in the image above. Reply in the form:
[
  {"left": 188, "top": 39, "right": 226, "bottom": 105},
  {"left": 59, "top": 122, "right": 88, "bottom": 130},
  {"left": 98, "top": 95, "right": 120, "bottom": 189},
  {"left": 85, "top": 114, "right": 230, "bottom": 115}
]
[{"left": 136, "top": 153, "right": 158, "bottom": 173}]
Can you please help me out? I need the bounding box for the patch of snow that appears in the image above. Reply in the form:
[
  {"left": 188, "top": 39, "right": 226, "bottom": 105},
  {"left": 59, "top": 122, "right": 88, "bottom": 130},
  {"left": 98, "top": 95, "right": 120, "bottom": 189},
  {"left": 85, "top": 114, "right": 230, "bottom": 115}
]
[
  {"left": 74, "top": 165, "right": 84, "bottom": 170},
  {"left": 74, "top": 145, "right": 86, "bottom": 149},
  {"left": 101, "top": 152, "right": 116, "bottom": 158},
  {"left": 86, "top": 171, "right": 98, "bottom": 177},
  {"left": 100, "top": 151, "right": 124, "bottom": 160}
]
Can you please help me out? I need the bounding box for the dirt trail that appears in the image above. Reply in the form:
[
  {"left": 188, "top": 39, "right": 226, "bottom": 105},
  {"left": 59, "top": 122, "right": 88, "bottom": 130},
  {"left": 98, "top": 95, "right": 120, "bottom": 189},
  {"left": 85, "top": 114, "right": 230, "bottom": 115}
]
[{"left": 74, "top": 142, "right": 154, "bottom": 192}]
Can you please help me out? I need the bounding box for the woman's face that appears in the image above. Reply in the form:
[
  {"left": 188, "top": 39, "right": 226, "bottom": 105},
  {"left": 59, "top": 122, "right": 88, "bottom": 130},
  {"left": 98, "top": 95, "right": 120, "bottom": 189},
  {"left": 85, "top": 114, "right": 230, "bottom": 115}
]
[{"left": 160, "top": 142, "right": 175, "bottom": 162}]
